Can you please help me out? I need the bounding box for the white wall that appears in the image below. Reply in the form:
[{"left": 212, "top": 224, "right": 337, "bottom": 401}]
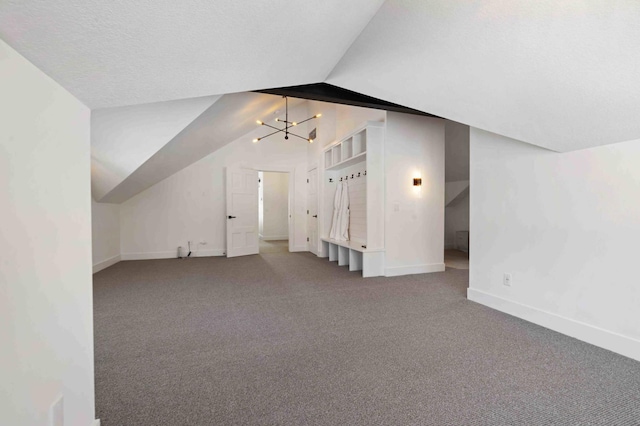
[
  {"left": 468, "top": 128, "right": 640, "bottom": 361},
  {"left": 384, "top": 112, "right": 445, "bottom": 276},
  {"left": 261, "top": 172, "right": 289, "bottom": 240},
  {"left": 0, "top": 40, "right": 95, "bottom": 426},
  {"left": 119, "top": 103, "right": 310, "bottom": 258},
  {"left": 91, "top": 199, "right": 121, "bottom": 272},
  {"left": 335, "top": 103, "right": 386, "bottom": 140}
]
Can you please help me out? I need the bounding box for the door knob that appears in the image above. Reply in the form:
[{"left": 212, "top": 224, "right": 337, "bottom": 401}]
[
  {"left": 228, "top": 215, "right": 236, "bottom": 219},
  {"left": 312, "top": 215, "right": 318, "bottom": 218}
]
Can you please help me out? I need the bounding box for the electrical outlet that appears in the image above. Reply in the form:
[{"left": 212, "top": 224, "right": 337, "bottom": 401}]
[
  {"left": 503, "top": 273, "right": 512, "bottom": 287},
  {"left": 50, "top": 395, "right": 63, "bottom": 426}
]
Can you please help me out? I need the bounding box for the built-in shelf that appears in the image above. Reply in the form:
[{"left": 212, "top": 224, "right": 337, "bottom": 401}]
[
  {"left": 320, "top": 121, "right": 385, "bottom": 278},
  {"left": 325, "top": 151, "right": 366, "bottom": 171},
  {"left": 324, "top": 150, "right": 332, "bottom": 168},
  {"left": 320, "top": 237, "right": 383, "bottom": 253}
]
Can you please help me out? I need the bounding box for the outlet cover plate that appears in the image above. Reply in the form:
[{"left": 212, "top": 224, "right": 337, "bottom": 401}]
[{"left": 503, "top": 273, "right": 512, "bottom": 287}]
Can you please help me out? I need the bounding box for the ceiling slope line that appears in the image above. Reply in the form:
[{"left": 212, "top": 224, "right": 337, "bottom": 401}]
[{"left": 92, "top": 95, "right": 222, "bottom": 202}]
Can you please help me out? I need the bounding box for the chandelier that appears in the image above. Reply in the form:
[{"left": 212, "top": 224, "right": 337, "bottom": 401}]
[{"left": 253, "top": 96, "right": 321, "bottom": 144}]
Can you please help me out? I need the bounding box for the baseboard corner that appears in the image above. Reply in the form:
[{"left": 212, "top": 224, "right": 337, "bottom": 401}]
[
  {"left": 92, "top": 254, "right": 121, "bottom": 274},
  {"left": 467, "top": 287, "right": 640, "bottom": 362}
]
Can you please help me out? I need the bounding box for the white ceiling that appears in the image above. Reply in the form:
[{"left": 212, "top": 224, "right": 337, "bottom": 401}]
[
  {"left": 328, "top": 0, "right": 640, "bottom": 152},
  {"left": 0, "top": 0, "right": 385, "bottom": 108},
  {"left": 100, "top": 93, "right": 304, "bottom": 203},
  {"left": 91, "top": 95, "right": 220, "bottom": 200},
  {"left": 4, "top": 0, "right": 640, "bottom": 202}
]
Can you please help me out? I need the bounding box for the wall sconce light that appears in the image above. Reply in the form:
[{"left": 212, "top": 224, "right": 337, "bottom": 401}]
[{"left": 413, "top": 178, "right": 422, "bottom": 186}]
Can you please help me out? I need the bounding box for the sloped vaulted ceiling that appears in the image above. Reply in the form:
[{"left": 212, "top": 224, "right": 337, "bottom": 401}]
[
  {"left": 328, "top": 0, "right": 640, "bottom": 152},
  {"left": 2, "top": 0, "right": 640, "bottom": 202},
  {"left": 0, "top": 0, "right": 386, "bottom": 108}
]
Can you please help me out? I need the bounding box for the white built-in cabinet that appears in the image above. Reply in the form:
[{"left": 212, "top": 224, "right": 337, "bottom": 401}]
[{"left": 320, "top": 121, "right": 385, "bottom": 277}]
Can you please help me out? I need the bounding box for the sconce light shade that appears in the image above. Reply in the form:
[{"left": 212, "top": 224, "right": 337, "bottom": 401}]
[{"left": 413, "top": 178, "right": 422, "bottom": 186}]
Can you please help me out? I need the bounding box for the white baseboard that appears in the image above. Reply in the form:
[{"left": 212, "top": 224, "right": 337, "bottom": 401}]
[
  {"left": 92, "top": 420, "right": 100, "bottom": 426},
  {"left": 121, "top": 249, "right": 225, "bottom": 261},
  {"left": 385, "top": 263, "right": 446, "bottom": 277},
  {"left": 467, "top": 288, "right": 640, "bottom": 362},
  {"left": 290, "top": 245, "right": 308, "bottom": 253},
  {"left": 261, "top": 235, "right": 289, "bottom": 241},
  {"left": 92, "top": 255, "right": 121, "bottom": 273}
]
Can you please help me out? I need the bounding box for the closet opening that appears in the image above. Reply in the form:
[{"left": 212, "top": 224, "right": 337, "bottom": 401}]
[{"left": 258, "top": 170, "right": 291, "bottom": 254}]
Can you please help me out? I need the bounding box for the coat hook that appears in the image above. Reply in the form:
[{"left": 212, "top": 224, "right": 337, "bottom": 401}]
[
  {"left": 364, "top": 170, "right": 367, "bottom": 176},
  {"left": 357, "top": 172, "right": 361, "bottom": 177},
  {"left": 329, "top": 178, "right": 333, "bottom": 183},
  {"left": 351, "top": 174, "right": 354, "bottom": 179}
]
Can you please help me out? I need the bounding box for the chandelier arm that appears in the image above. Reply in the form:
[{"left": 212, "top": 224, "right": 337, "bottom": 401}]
[
  {"left": 287, "top": 132, "right": 312, "bottom": 142},
  {"left": 292, "top": 116, "right": 318, "bottom": 126},
  {"left": 261, "top": 122, "right": 286, "bottom": 132},
  {"left": 258, "top": 129, "right": 285, "bottom": 140}
]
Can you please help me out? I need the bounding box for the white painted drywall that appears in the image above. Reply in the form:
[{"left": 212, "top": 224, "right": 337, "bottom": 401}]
[
  {"left": 101, "top": 93, "right": 304, "bottom": 204},
  {"left": 119, "top": 103, "right": 310, "bottom": 258},
  {"left": 91, "top": 95, "right": 220, "bottom": 201},
  {"left": 335, "top": 104, "right": 386, "bottom": 141},
  {"left": 91, "top": 199, "right": 121, "bottom": 272},
  {"left": 384, "top": 112, "right": 445, "bottom": 276},
  {"left": 0, "top": 40, "right": 95, "bottom": 426},
  {"left": 261, "top": 172, "right": 289, "bottom": 240},
  {"left": 468, "top": 127, "right": 640, "bottom": 361},
  {"left": 328, "top": 1, "right": 640, "bottom": 152},
  {"left": 0, "top": 0, "right": 385, "bottom": 108}
]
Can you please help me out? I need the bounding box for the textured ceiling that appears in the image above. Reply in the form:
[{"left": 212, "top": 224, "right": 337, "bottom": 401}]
[
  {"left": 4, "top": 0, "right": 640, "bottom": 202},
  {"left": 328, "top": 0, "right": 640, "bottom": 152},
  {"left": 91, "top": 95, "right": 220, "bottom": 201},
  {"left": 100, "top": 93, "right": 304, "bottom": 203},
  {"left": 0, "top": 0, "right": 385, "bottom": 108}
]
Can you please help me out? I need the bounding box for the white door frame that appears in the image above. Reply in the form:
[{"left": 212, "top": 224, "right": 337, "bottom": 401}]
[{"left": 254, "top": 166, "right": 295, "bottom": 253}]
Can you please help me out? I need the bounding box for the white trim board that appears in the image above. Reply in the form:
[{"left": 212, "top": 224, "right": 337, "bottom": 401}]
[
  {"left": 93, "top": 254, "right": 121, "bottom": 274},
  {"left": 92, "top": 420, "right": 101, "bottom": 426},
  {"left": 260, "top": 236, "right": 289, "bottom": 241},
  {"left": 121, "top": 249, "right": 225, "bottom": 261},
  {"left": 467, "top": 288, "right": 640, "bottom": 362},
  {"left": 385, "top": 263, "right": 445, "bottom": 277}
]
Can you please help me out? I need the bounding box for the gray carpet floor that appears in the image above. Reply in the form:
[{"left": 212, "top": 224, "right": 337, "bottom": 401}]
[{"left": 94, "top": 252, "right": 640, "bottom": 425}]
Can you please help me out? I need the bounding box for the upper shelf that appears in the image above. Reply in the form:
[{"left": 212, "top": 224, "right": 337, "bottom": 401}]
[
  {"left": 326, "top": 152, "right": 366, "bottom": 171},
  {"left": 324, "top": 126, "right": 369, "bottom": 170}
]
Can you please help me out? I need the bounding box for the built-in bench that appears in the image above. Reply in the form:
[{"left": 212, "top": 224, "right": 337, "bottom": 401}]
[{"left": 321, "top": 237, "right": 384, "bottom": 277}]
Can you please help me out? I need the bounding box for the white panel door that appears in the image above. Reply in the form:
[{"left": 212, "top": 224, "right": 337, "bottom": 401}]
[
  {"left": 226, "top": 167, "right": 259, "bottom": 257},
  {"left": 308, "top": 168, "right": 318, "bottom": 255}
]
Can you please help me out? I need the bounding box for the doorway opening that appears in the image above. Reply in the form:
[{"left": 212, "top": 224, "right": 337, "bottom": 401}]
[
  {"left": 444, "top": 120, "right": 470, "bottom": 270},
  {"left": 258, "top": 171, "right": 290, "bottom": 254}
]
